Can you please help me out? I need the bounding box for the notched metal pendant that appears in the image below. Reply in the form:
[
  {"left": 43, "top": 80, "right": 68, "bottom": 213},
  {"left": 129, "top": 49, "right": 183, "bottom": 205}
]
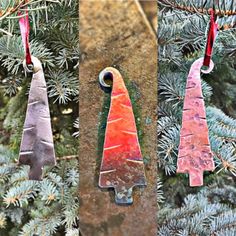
[
  {"left": 177, "top": 57, "right": 215, "bottom": 186},
  {"left": 19, "top": 56, "right": 56, "bottom": 180},
  {"left": 98, "top": 67, "right": 147, "bottom": 205}
]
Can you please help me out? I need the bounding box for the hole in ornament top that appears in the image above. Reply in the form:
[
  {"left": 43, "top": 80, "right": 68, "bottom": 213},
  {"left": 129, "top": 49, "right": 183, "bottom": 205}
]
[
  {"left": 99, "top": 71, "right": 113, "bottom": 93},
  {"left": 103, "top": 71, "right": 113, "bottom": 85}
]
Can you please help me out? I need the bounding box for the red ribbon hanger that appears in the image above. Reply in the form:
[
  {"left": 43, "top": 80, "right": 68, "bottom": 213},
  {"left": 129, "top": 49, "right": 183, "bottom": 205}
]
[
  {"left": 203, "top": 8, "right": 219, "bottom": 67},
  {"left": 18, "top": 1, "right": 32, "bottom": 66}
]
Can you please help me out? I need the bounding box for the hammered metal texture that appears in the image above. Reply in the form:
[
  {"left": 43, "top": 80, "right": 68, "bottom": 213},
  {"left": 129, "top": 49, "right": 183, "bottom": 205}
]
[
  {"left": 79, "top": 0, "right": 157, "bottom": 234},
  {"left": 177, "top": 57, "right": 215, "bottom": 186},
  {"left": 99, "top": 67, "right": 147, "bottom": 204},
  {"left": 19, "top": 57, "right": 56, "bottom": 180}
]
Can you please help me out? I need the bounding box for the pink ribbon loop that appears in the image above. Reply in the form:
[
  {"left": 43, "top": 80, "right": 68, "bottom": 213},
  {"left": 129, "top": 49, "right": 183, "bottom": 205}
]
[{"left": 18, "top": 7, "right": 32, "bottom": 65}]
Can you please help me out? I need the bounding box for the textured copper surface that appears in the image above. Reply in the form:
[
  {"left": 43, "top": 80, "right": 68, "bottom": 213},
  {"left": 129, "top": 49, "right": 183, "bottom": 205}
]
[
  {"left": 79, "top": 0, "right": 157, "bottom": 235},
  {"left": 98, "top": 67, "right": 146, "bottom": 205},
  {"left": 177, "top": 58, "right": 215, "bottom": 186},
  {"left": 19, "top": 57, "right": 56, "bottom": 180}
]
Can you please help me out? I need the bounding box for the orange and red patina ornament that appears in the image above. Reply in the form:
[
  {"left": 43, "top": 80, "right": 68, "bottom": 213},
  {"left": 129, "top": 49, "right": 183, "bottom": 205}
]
[{"left": 98, "top": 67, "right": 146, "bottom": 204}]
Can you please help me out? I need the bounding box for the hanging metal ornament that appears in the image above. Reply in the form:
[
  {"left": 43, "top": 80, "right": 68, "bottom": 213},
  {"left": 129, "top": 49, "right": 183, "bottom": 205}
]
[
  {"left": 98, "top": 67, "right": 146, "bottom": 205},
  {"left": 18, "top": 4, "right": 56, "bottom": 180},
  {"left": 177, "top": 9, "right": 218, "bottom": 186},
  {"left": 19, "top": 56, "right": 56, "bottom": 180},
  {"left": 177, "top": 58, "right": 215, "bottom": 186}
]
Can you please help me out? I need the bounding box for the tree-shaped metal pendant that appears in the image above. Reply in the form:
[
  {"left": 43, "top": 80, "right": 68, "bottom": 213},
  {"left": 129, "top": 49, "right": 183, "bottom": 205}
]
[
  {"left": 177, "top": 57, "right": 215, "bottom": 186},
  {"left": 98, "top": 67, "right": 146, "bottom": 205},
  {"left": 19, "top": 56, "right": 56, "bottom": 180}
]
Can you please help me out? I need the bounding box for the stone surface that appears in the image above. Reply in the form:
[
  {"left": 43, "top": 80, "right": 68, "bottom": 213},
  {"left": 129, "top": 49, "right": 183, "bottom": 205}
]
[
  {"left": 177, "top": 58, "right": 215, "bottom": 186},
  {"left": 79, "top": 0, "right": 157, "bottom": 235},
  {"left": 139, "top": 0, "right": 157, "bottom": 33}
]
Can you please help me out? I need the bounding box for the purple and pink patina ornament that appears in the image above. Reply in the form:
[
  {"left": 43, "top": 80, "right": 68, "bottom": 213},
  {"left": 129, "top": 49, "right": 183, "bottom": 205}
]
[{"left": 177, "top": 58, "right": 215, "bottom": 186}]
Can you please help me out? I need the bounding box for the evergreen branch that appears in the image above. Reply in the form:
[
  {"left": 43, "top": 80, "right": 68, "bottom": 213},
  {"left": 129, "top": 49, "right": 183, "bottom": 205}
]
[
  {"left": 159, "top": 0, "right": 236, "bottom": 17},
  {"left": 62, "top": 199, "right": 79, "bottom": 230},
  {"left": 5, "top": 207, "right": 24, "bottom": 225},
  {"left": 0, "top": 0, "right": 60, "bottom": 21},
  {"left": 158, "top": 2, "right": 236, "bottom": 235},
  {"left": 159, "top": 73, "right": 185, "bottom": 108},
  {"left": 19, "top": 215, "right": 62, "bottom": 236},
  {"left": 46, "top": 69, "right": 78, "bottom": 104},
  {"left": 157, "top": 176, "right": 165, "bottom": 205},
  {"left": 0, "top": 1, "right": 79, "bottom": 234},
  {"left": 220, "top": 21, "right": 236, "bottom": 30},
  {"left": 0, "top": 163, "right": 16, "bottom": 178},
  {"left": 3, "top": 180, "right": 39, "bottom": 207},
  {"left": 158, "top": 126, "right": 180, "bottom": 175},
  {"left": 0, "top": 212, "right": 7, "bottom": 229},
  {"left": 158, "top": 116, "right": 179, "bottom": 136},
  {"left": 207, "top": 107, "right": 236, "bottom": 129},
  {"left": 207, "top": 185, "right": 236, "bottom": 206},
  {"left": 0, "top": 35, "right": 54, "bottom": 74},
  {"left": 10, "top": 166, "right": 29, "bottom": 184},
  {"left": 72, "top": 118, "right": 79, "bottom": 138},
  {"left": 1, "top": 74, "right": 23, "bottom": 96},
  {"left": 158, "top": 188, "right": 234, "bottom": 236},
  {"left": 39, "top": 179, "right": 59, "bottom": 204},
  {"left": 66, "top": 229, "right": 80, "bottom": 236},
  {"left": 46, "top": 172, "right": 63, "bottom": 187},
  {"left": 65, "top": 169, "right": 79, "bottom": 187},
  {"left": 213, "top": 144, "right": 236, "bottom": 177},
  {"left": 210, "top": 210, "right": 236, "bottom": 234},
  {"left": 0, "top": 1, "right": 25, "bottom": 21}
]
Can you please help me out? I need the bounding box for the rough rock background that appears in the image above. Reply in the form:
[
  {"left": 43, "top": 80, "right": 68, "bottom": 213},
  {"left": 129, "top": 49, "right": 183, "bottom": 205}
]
[{"left": 79, "top": 0, "right": 157, "bottom": 235}]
